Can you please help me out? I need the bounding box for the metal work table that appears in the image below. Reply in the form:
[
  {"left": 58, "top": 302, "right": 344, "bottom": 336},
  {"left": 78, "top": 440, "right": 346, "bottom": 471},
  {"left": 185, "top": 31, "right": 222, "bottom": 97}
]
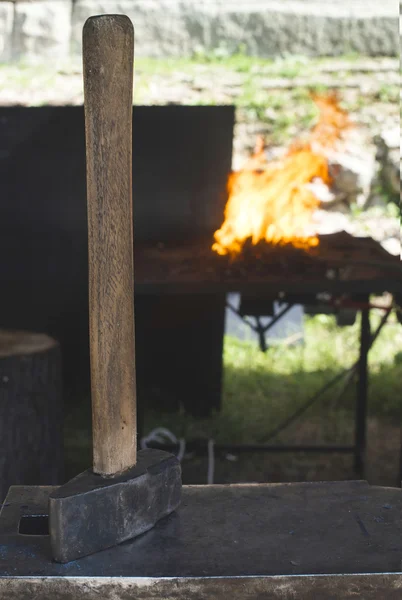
[
  {"left": 135, "top": 233, "right": 402, "bottom": 479},
  {"left": 0, "top": 481, "right": 401, "bottom": 599},
  {"left": 134, "top": 232, "right": 402, "bottom": 296}
]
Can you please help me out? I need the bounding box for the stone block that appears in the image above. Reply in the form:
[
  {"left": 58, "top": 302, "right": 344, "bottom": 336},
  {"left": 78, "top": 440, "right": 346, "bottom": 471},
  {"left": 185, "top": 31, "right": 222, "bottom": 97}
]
[
  {"left": 13, "top": 1, "right": 71, "bottom": 62},
  {"left": 72, "top": 1, "right": 192, "bottom": 57},
  {"left": 0, "top": 3, "right": 13, "bottom": 62},
  {"left": 72, "top": 0, "right": 398, "bottom": 59}
]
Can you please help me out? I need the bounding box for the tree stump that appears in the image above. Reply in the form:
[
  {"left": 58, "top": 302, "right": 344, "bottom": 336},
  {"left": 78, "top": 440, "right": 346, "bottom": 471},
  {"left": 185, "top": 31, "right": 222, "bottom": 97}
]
[{"left": 0, "top": 330, "right": 63, "bottom": 501}]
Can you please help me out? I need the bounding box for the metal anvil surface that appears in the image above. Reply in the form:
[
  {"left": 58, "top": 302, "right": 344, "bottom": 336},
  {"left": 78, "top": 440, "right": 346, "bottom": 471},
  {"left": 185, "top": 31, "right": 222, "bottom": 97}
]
[{"left": 0, "top": 481, "right": 401, "bottom": 599}]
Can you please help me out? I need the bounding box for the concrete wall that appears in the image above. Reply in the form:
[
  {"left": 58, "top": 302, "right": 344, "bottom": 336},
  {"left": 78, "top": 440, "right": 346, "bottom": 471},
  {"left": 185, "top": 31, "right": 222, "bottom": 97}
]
[{"left": 0, "top": 0, "right": 399, "bottom": 62}]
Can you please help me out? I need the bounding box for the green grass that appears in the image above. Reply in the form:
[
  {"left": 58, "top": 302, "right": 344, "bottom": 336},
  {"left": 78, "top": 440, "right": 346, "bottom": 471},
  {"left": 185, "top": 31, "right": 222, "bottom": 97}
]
[
  {"left": 133, "top": 52, "right": 371, "bottom": 79},
  {"left": 132, "top": 54, "right": 386, "bottom": 144},
  {"left": 134, "top": 53, "right": 306, "bottom": 77},
  {"left": 66, "top": 309, "right": 402, "bottom": 449},
  {"left": 0, "top": 62, "right": 57, "bottom": 87},
  {"left": 2, "top": 54, "right": 398, "bottom": 146},
  {"left": 142, "top": 311, "right": 402, "bottom": 446},
  {"left": 376, "top": 84, "right": 399, "bottom": 104},
  {"left": 64, "top": 308, "right": 402, "bottom": 483}
]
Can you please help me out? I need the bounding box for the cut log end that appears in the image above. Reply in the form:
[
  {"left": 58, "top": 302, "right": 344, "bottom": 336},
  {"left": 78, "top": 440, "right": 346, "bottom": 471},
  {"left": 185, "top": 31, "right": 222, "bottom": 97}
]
[
  {"left": 0, "top": 329, "right": 63, "bottom": 501},
  {"left": 0, "top": 330, "right": 58, "bottom": 358}
]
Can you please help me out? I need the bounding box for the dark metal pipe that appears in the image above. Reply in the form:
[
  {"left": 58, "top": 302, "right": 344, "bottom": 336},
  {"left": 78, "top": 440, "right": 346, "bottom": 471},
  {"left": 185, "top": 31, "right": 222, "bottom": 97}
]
[
  {"left": 226, "top": 301, "right": 291, "bottom": 336},
  {"left": 263, "top": 306, "right": 392, "bottom": 445},
  {"left": 146, "top": 442, "right": 355, "bottom": 455},
  {"left": 354, "top": 306, "right": 370, "bottom": 478}
]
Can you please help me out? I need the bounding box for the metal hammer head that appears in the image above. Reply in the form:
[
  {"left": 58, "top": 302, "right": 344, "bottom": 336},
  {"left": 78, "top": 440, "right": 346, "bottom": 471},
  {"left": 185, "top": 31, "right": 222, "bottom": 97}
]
[{"left": 49, "top": 449, "right": 181, "bottom": 563}]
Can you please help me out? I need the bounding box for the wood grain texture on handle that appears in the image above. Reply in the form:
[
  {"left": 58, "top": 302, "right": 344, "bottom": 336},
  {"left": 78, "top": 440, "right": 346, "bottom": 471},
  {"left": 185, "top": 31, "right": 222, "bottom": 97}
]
[{"left": 83, "top": 15, "right": 136, "bottom": 476}]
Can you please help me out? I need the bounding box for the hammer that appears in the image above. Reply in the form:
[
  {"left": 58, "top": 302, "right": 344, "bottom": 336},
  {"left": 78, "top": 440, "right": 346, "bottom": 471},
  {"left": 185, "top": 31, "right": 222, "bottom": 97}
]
[{"left": 48, "top": 15, "right": 181, "bottom": 564}]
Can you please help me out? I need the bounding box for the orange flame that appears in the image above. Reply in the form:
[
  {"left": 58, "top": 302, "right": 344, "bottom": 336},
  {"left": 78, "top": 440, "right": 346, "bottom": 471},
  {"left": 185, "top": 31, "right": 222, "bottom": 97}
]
[{"left": 212, "top": 93, "right": 351, "bottom": 256}]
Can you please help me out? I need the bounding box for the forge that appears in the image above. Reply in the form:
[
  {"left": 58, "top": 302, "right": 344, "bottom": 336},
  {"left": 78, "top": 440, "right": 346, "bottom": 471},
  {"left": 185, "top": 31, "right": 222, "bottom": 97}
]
[
  {"left": 136, "top": 229, "right": 401, "bottom": 477},
  {"left": 135, "top": 230, "right": 401, "bottom": 294},
  {"left": 132, "top": 96, "right": 401, "bottom": 480}
]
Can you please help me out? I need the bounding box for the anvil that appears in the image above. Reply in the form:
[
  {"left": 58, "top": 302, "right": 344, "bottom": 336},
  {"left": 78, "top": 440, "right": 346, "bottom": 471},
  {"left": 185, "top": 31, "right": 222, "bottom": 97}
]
[{"left": 0, "top": 481, "right": 401, "bottom": 599}]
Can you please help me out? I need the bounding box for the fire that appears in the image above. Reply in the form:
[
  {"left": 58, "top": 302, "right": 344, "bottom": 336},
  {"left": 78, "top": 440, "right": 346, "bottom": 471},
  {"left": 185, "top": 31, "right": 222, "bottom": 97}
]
[{"left": 212, "top": 93, "right": 351, "bottom": 256}]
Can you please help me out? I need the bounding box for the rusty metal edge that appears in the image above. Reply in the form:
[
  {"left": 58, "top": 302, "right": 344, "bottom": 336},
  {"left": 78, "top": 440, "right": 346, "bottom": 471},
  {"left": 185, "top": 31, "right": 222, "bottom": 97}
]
[{"left": 1, "top": 573, "right": 402, "bottom": 600}]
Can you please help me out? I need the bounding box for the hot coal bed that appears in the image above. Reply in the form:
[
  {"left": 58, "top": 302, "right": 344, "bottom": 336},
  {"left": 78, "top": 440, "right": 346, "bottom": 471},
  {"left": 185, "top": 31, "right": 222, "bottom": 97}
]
[{"left": 1, "top": 105, "right": 400, "bottom": 481}]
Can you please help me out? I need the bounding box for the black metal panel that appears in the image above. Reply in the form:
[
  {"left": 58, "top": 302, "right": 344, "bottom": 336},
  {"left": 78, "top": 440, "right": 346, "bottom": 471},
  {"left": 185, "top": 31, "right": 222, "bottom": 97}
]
[
  {"left": 0, "top": 106, "right": 234, "bottom": 413},
  {"left": 132, "top": 106, "right": 234, "bottom": 242},
  {"left": 0, "top": 105, "right": 234, "bottom": 240},
  {"left": 136, "top": 294, "right": 225, "bottom": 416},
  {"left": 238, "top": 294, "right": 275, "bottom": 317}
]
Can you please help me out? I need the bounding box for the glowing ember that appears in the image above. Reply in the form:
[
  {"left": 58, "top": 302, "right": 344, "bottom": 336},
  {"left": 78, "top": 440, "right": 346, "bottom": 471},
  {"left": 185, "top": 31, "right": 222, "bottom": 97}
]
[{"left": 212, "top": 93, "right": 351, "bottom": 256}]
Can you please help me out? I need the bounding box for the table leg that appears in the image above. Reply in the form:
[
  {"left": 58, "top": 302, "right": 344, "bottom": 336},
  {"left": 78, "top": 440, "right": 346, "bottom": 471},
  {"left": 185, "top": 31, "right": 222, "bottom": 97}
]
[{"left": 354, "top": 306, "right": 370, "bottom": 478}]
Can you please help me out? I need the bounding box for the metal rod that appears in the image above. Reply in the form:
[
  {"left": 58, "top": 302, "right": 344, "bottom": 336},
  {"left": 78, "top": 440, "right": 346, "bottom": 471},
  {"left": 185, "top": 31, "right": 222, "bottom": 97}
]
[
  {"left": 332, "top": 300, "right": 393, "bottom": 311},
  {"left": 399, "top": 428, "right": 402, "bottom": 488},
  {"left": 367, "top": 307, "right": 392, "bottom": 347},
  {"left": 226, "top": 301, "right": 255, "bottom": 330},
  {"left": 354, "top": 307, "right": 370, "bottom": 478},
  {"left": 328, "top": 365, "right": 357, "bottom": 410},
  {"left": 146, "top": 442, "right": 356, "bottom": 454},
  {"left": 226, "top": 300, "right": 292, "bottom": 340},
  {"left": 263, "top": 307, "right": 391, "bottom": 444},
  {"left": 258, "top": 303, "right": 292, "bottom": 334},
  {"left": 263, "top": 370, "right": 350, "bottom": 443},
  {"left": 256, "top": 317, "right": 268, "bottom": 352}
]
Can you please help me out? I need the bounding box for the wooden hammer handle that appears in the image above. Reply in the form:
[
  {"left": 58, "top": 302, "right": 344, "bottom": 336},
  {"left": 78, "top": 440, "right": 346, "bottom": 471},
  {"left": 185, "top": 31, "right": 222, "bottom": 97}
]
[{"left": 83, "top": 15, "right": 136, "bottom": 476}]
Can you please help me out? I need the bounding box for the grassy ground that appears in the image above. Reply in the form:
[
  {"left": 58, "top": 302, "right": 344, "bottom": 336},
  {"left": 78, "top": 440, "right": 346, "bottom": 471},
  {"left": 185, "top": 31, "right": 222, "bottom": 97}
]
[
  {"left": 1, "top": 54, "right": 398, "bottom": 147},
  {"left": 145, "top": 310, "right": 402, "bottom": 486},
  {"left": 145, "top": 310, "right": 402, "bottom": 440},
  {"left": 115, "top": 53, "right": 400, "bottom": 147},
  {"left": 65, "top": 308, "right": 402, "bottom": 487}
]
